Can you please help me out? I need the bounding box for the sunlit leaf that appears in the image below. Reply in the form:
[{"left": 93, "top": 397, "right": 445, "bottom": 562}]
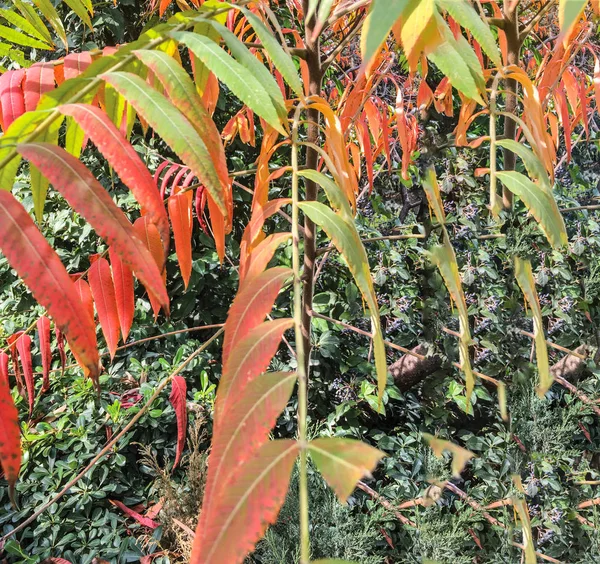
[{"left": 423, "top": 433, "right": 475, "bottom": 477}]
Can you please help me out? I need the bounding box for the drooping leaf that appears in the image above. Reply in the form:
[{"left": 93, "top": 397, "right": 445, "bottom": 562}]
[
  {"left": 31, "top": 0, "right": 67, "bottom": 48},
  {"left": 309, "top": 438, "right": 385, "bottom": 503},
  {"left": 169, "top": 375, "right": 187, "bottom": 470},
  {"left": 0, "top": 371, "right": 21, "bottom": 504},
  {"left": 0, "top": 191, "right": 99, "bottom": 380},
  {"left": 496, "top": 171, "right": 567, "bottom": 249},
  {"left": 215, "top": 318, "right": 294, "bottom": 428},
  {"left": 423, "top": 433, "right": 475, "bottom": 477},
  {"left": 6, "top": 334, "right": 23, "bottom": 396},
  {"left": 133, "top": 216, "right": 167, "bottom": 319},
  {"left": 239, "top": 7, "right": 304, "bottom": 99},
  {"left": 422, "top": 167, "right": 446, "bottom": 225},
  {"left": 495, "top": 139, "right": 550, "bottom": 188},
  {"left": 298, "top": 201, "right": 387, "bottom": 408},
  {"left": 57, "top": 104, "right": 170, "bottom": 260},
  {"left": 101, "top": 71, "right": 227, "bottom": 218},
  {"left": 88, "top": 255, "right": 120, "bottom": 359},
  {"left": 170, "top": 31, "right": 286, "bottom": 134},
  {"left": 18, "top": 143, "right": 170, "bottom": 314},
  {"left": 361, "top": 0, "right": 410, "bottom": 71},
  {"left": 15, "top": 332, "right": 34, "bottom": 416},
  {"left": 0, "top": 7, "right": 51, "bottom": 46},
  {"left": 0, "top": 69, "right": 26, "bottom": 130},
  {"left": 72, "top": 275, "right": 95, "bottom": 327},
  {"left": 12, "top": 0, "right": 53, "bottom": 46},
  {"left": 514, "top": 257, "right": 551, "bottom": 396},
  {"left": 37, "top": 316, "right": 51, "bottom": 393},
  {"left": 512, "top": 493, "right": 536, "bottom": 563},
  {"left": 109, "top": 248, "right": 134, "bottom": 342},
  {"left": 109, "top": 499, "right": 160, "bottom": 529},
  {"left": 168, "top": 187, "right": 193, "bottom": 290},
  {"left": 191, "top": 439, "right": 299, "bottom": 564},
  {"left": 222, "top": 267, "right": 292, "bottom": 367},
  {"left": 54, "top": 325, "right": 66, "bottom": 376},
  {"left": 0, "top": 25, "right": 52, "bottom": 49},
  {"left": 62, "top": 0, "right": 93, "bottom": 30},
  {"left": 435, "top": 0, "right": 501, "bottom": 68}
]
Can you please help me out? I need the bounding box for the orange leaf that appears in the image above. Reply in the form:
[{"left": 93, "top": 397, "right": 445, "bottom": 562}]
[
  {"left": 37, "top": 316, "right": 51, "bottom": 393},
  {"left": 88, "top": 255, "right": 120, "bottom": 359},
  {"left": 71, "top": 276, "right": 95, "bottom": 328},
  {"left": 19, "top": 144, "right": 169, "bottom": 316},
  {"left": 191, "top": 439, "right": 299, "bottom": 564},
  {"left": 169, "top": 375, "right": 187, "bottom": 469},
  {"left": 109, "top": 248, "right": 135, "bottom": 342},
  {"left": 168, "top": 187, "right": 193, "bottom": 289},
  {"left": 0, "top": 373, "right": 21, "bottom": 505},
  {"left": 222, "top": 267, "right": 292, "bottom": 368},
  {"left": 0, "top": 192, "right": 99, "bottom": 381},
  {"left": 240, "top": 233, "right": 292, "bottom": 285}
]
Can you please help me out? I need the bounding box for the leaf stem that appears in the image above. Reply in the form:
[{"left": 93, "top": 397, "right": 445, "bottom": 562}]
[{"left": 291, "top": 103, "right": 310, "bottom": 564}]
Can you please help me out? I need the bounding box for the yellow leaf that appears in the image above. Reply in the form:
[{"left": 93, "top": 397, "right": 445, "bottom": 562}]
[{"left": 423, "top": 434, "right": 474, "bottom": 477}]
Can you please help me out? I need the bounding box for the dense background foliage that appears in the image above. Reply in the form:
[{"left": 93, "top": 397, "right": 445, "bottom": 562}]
[{"left": 1, "top": 1, "right": 600, "bottom": 563}]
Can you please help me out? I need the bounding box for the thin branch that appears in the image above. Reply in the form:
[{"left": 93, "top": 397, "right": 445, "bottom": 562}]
[
  {"left": 356, "top": 481, "right": 417, "bottom": 528},
  {"left": 0, "top": 327, "right": 224, "bottom": 544},
  {"left": 321, "top": 14, "right": 365, "bottom": 73},
  {"left": 553, "top": 374, "right": 600, "bottom": 417},
  {"left": 519, "top": 1, "right": 556, "bottom": 42}
]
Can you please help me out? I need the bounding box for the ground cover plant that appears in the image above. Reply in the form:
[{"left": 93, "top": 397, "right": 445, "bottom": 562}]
[{"left": 0, "top": 0, "right": 600, "bottom": 563}]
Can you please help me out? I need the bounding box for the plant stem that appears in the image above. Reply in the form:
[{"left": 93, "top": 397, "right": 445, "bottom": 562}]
[{"left": 292, "top": 104, "right": 310, "bottom": 564}]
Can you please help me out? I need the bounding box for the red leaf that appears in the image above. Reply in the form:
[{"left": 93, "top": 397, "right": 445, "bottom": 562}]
[
  {"left": 109, "top": 248, "right": 135, "bottom": 342},
  {"left": 168, "top": 187, "right": 193, "bottom": 289},
  {"left": 169, "top": 375, "right": 187, "bottom": 469},
  {"left": 215, "top": 319, "right": 294, "bottom": 429},
  {"left": 42, "top": 559, "right": 73, "bottom": 564},
  {"left": 594, "top": 56, "right": 600, "bottom": 119},
  {"left": 0, "top": 70, "right": 25, "bottom": 131},
  {"left": 88, "top": 256, "right": 120, "bottom": 359},
  {"left": 207, "top": 192, "right": 226, "bottom": 264},
  {"left": 0, "top": 352, "right": 8, "bottom": 387},
  {"left": 63, "top": 52, "right": 93, "bottom": 81},
  {"left": 6, "top": 334, "right": 24, "bottom": 396},
  {"left": 191, "top": 440, "right": 299, "bottom": 564},
  {"left": 57, "top": 104, "right": 170, "bottom": 262},
  {"left": 110, "top": 499, "right": 160, "bottom": 529},
  {"left": 72, "top": 276, "right": 95, "bottom": 327},
  {"left": 222, "top": 268, "right": 292, "bottom": 367},
  {"left": 133, "top": 217, "right": 167, "bottom": 319},
  {"left": 0, "top": 192, "right": 99, "bottom": 381},
  {"left": 0, "top": 369, "right": 21, "bottom": 504},
  {"left": 55, "top": 325, "right": 66, "bottom": 376},
  {"left": 37, "top": 316, "right": 51, "bottom": 393},
  {"left": 18, "top": 143, "right": 169, "bottom": 316},
  {"left": 24, "top": 63, "right": 55, "bottom": 113}
]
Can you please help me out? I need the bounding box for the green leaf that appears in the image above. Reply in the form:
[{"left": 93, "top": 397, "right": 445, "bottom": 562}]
[
  {"left": 306, "top": 0, "right": 335, "bottom": 24},
  {"left": 495, "top": 139, "right": 550, "bottom": 189},
  {"left": 239, "top": 7, "right": 304, "bottom": 99},
  {"left": 422, "top": 167, "right": 446, "bottom": 225},
  {"left": 101, "top": 71, "right": 227, "bottom": 216},
  {"left": 298, "top": 201, "right": 387, "bottom": 408},
  {"left": 435, "top": 0, "right": 501, "bottom": 68},
  {"left": 170, "top": 30, "right": 286, "bottom": 134},
  {"left": 423, "top": 433, "right": 475, "bottom": 477},
  {"left": 298, "top": 170, "right": 352, "bottom": 218},
  {"left": 428, "top": 17, "right": 484, "bottom": 104},
  {"left": 514, "top": 257, "right": 551, "bottom": 396},
  {"left": 31, "top": 125, "right": 59, "bottom": 221},
  {"left": 13, "top": 0, "right": 53, "bottom": 45},
  {"left": 0, "top": 24, "right": 53, "bottom": 49},
  {"left": 32, "top": 0, "right": 67, "bottom": 48},
  {"left": 62, "top": 0, "right": 93, "bottom": 30},
  {"left": 496, "top": 171, "right": 567, "bottom": 249},
  {"left": 361, "top": 0, "right": 410, "bottom": 69},
  {"left": 0, "top": 8, "right": 52, "bottom": 46},
  {"left": 309, "top": 438, "right": 385, "bottom": 503},
  {"left": 558, "top": 0, "right": 588, "bottom": 39}
]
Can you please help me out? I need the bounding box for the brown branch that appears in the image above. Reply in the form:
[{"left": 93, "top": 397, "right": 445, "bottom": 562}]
[
  {"left": 321, "top": 14, "right": 365, "bottom": 73},
  {"left": 356, "top": 481, "right": 417, "bottom": 528},
  {"left": 578, "top": 498, "right": 600, "bottom": 509},
  {"left": 553, "top": 374, "right": 600, "bottom": 417},
  {"left": 0, "top": 327, "right": 224, "bottom": 544},
  {"left": 519, "top": 0, "right": 556, "bottom": 42}
]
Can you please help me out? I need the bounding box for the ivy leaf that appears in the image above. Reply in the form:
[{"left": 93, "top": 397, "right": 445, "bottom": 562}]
[
  {"left": 309, "top": 438, "right": 385, "bottom": 503},
  {"left": 497, "top": 171, "right": 567, "bottom": 249},
  {"left": 423, "top": 433, "right": 475, "bottom": 477},
  {"left": 169, "top": 375, "right": 188, "bottom": 470},
  {"left": 514, "top": 257, "right": 551, "bottom": 396}
]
